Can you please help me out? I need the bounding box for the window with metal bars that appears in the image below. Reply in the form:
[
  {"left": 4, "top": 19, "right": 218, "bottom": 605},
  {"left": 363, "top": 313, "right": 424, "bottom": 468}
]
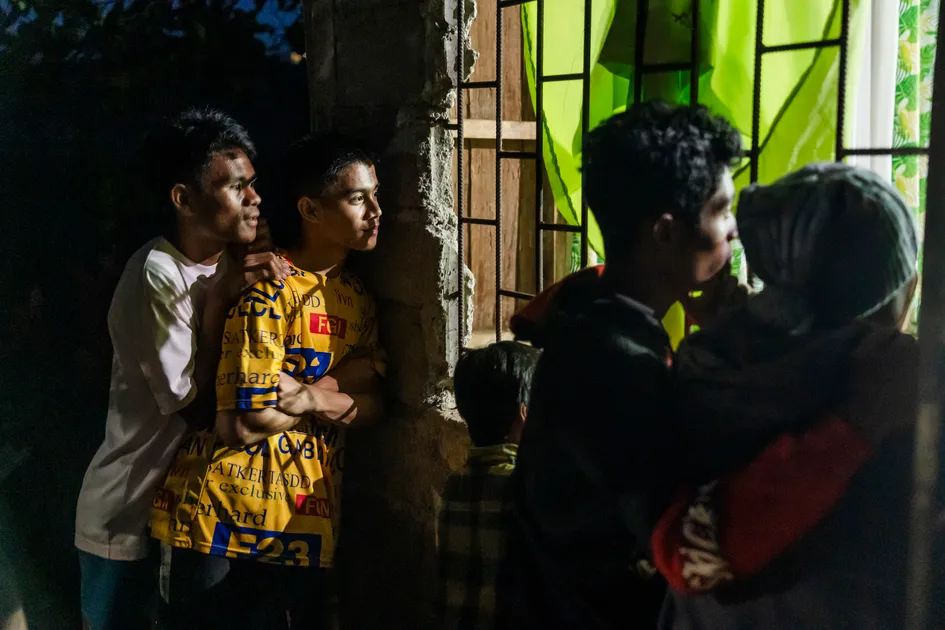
[
  {"left": 450, "top": 0, "right": 932, "bottom": 348},
  {"left": 449, "top": 0, "right": 941, "bottom": 626}
]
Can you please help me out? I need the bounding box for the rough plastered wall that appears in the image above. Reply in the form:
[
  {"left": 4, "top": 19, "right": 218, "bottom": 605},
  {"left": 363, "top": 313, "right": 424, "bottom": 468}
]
[{"left": 303, "top": 0, "right": 476, "bottom": 627}]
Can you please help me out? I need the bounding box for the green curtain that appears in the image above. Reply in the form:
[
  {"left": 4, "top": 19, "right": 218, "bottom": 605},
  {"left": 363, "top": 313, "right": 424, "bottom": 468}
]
[
  {"left": 894, "top": 0, "right": 938, "bottom": 334},
  {"left": 522, "top": 0, "right": 866, "bottom": 347}
]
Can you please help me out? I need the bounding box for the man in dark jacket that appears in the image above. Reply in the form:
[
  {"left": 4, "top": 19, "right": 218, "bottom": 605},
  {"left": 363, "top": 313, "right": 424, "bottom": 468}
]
[{"left": 507, "top": 101, "right": 742, "bottom": 629}]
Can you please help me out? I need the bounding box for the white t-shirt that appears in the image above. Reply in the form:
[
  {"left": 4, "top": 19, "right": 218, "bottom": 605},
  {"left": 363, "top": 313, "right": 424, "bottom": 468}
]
[{"left": 75, "top": 237, "right": 221, "bottom": 561}]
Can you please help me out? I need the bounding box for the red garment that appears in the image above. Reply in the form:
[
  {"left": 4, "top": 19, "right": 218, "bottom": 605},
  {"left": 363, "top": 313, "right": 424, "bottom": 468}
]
[
  {"left": 509, "top": 265, "right": 605, "bottom": 340},
  {"left": 650, "top": 416, "right": 872, "bottom": 593}
]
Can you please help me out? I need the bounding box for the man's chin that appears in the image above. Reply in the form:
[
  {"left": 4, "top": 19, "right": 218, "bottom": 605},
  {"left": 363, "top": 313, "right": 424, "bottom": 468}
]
[
  {"left": 237, "top": 225, "right": 258, "bottom": 244},
  {"left": 695, "top": 256, "right": 733, "bottom": 287},
  {"left": 352, "top": 236, "right": 378, "bottom": 252}
]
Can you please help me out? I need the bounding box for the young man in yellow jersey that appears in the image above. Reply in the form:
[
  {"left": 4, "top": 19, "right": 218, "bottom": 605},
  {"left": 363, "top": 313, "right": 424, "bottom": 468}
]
[{"left": 152, "top": 135, "right": 386, "bottom": 629}]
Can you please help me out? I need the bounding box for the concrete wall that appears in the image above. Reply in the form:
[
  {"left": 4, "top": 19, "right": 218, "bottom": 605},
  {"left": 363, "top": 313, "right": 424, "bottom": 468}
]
[{"left": 302, "top": 0, "right": 474, "bottom": 627}]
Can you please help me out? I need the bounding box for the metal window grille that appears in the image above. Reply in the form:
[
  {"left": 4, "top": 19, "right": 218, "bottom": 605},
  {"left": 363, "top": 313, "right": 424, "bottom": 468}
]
[
  {"left": 452, "top": 0, "right": 934, "bottom": 344},
  {"left": 451, "top": 1, "right": 945, "bottom": 628},
  {"left": 451, "top": 0, "right": 596, "bottom": 348}
]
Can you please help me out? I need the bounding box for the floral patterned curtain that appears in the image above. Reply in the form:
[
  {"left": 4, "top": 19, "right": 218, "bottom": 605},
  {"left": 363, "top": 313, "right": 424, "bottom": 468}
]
[{"left": 894, "top": 0, "right": 938, "bottom": 332}]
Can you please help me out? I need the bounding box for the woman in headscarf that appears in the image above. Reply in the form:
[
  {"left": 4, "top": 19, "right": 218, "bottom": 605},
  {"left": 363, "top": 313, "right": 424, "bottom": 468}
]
[{"left": 651, "top": 163, "right": 936, "bottom": 629}]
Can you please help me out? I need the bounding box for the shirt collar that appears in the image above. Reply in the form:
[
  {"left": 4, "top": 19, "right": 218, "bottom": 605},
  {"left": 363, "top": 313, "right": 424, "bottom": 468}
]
[
  {"left": 592, "top": 291, "right": 670, "bottom": 354},
  {"left": 466, "top": 443, "right": 518, "bottom": 467},
  {"left": 609, "top": 292, "right": 664, "bottom": 331}
]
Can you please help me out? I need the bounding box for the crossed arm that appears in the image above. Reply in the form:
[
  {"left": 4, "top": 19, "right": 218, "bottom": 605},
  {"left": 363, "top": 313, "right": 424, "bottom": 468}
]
[{"left": 216, "top": 353, "right": 384, "bottom": 448}]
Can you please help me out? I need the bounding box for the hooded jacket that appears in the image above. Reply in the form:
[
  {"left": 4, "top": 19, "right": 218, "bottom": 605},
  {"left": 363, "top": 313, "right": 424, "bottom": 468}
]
[
  {"left": 649, "top": 163, "right": 934, "bottom": 629},
  {"left": 507, "top": 271, "right": 675, "bottom": 629},
  {"left": 652, "top": 306, "right": 932, "bottom": 630},
  {"left": 510, "top": 265, "right": 605, "bottom": 347},
  {"left": 506, "top": 265, "right": 878, "bottom": 629}
]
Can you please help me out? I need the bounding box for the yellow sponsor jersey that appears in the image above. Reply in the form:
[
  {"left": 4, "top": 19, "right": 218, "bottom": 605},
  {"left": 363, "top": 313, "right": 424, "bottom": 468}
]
[{"left": 150, "top": 264, "right": 384, "bottom": 568}]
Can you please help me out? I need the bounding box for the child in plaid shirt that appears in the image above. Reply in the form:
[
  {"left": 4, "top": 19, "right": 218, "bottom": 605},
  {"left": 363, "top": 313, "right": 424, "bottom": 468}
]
[{"left": 438, "top": 341, "right": 540, "bottom": 630}]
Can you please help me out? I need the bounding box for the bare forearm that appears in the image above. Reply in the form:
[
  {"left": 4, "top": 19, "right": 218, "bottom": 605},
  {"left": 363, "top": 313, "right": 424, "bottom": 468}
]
[
  {"left": 314, "top": 355, "right": 376, "bottom": 393},
  {"left": 313, "top": 375, "right": 340, "bottom": 393},
  {"left": 194, "top": 297, "right": 229, "bottom": 387},
  {"left": 178, "top": 297, "right": 229, "bottom": 428},
  {"left": 308, "top": 387, "right": 384, "bottom": 427},
  {"left": 277, "top": 369, "right": 385, "bottom": 428},
  {"left": 216, "top": 409, "right": 300, "bottom": 447}
]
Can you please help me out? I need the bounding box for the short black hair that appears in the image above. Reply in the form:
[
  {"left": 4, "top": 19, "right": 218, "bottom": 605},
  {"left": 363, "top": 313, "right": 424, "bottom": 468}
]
[
  {"left": 283, "top": 133, "right": 374, "bottom": 200},
  {"left": 453, "top": 341, "right": 541, "bottom": 447},
  {"left": 144, "top": 107, "right": 256, "bottom": 201},
  {"left": 582, "top": 101, "right": 741, "bottom": 255},
  {"left": 270, "top": 133, "right": 374, "bottom": 248}
]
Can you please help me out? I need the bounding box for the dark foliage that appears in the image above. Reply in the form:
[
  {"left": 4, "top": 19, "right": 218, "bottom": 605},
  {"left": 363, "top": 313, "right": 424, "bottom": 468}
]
[{"left": 0, "top": 2, "right": 308, "bottom": 626}]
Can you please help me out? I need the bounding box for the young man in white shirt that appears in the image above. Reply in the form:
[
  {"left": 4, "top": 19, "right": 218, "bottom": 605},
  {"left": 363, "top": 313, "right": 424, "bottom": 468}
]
[{"left": 74, "top": 108, "right": 289, "bottom": 630}]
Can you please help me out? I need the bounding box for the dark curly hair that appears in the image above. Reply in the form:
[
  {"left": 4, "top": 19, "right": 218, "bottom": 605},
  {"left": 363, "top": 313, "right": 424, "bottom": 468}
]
[
  {"left": 583, "top": 101, "right": 742, "bottom": 256},
  {"left": 144, "top": 107, "right": 256, "bottom": 202}
]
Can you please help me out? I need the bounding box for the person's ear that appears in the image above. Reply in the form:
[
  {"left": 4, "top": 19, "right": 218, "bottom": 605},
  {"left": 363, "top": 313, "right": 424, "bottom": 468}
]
[
  {"left": 652, "top": 213, "right": 675, "bottom": 245},
  {"left": 170, "top": 183, "right": 194, "bottom": 216},
  {"left": 504, "top": 404, "right": 528, "bottom": 444},
  {"left": 298, "top": 197, "right": 320, "bottom": 223}
]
